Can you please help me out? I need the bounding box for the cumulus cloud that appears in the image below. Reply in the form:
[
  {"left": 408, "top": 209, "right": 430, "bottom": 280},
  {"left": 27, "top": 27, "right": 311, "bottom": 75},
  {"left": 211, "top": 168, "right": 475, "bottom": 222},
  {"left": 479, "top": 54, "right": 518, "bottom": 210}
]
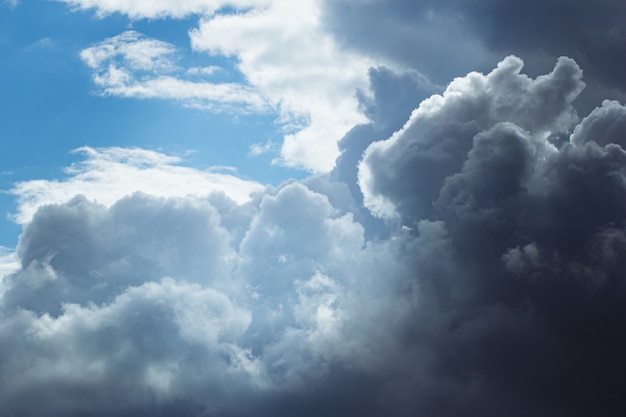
[
  {"left": 356, "top": 55, "right": 626, "bottom": 415},
  {"left": 0, "top": 173, "right": 414, "bottom": 415},
  {"left": 9, "top": 146, "right": 264, "bottom": 224},
  {"left": 5, "top": 54, "right": 626, "bottom": 416},
  {"left": 189, "top": 0, "right": 376, "bottom": 171},
  {"left": 359, "top": 55, "right": 584, "bottom": 219}
]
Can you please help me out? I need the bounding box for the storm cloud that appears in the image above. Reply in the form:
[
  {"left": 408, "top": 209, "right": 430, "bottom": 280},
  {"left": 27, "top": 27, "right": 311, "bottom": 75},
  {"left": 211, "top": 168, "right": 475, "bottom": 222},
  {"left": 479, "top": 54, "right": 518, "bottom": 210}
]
[
  {"left": 322, "top": 0, "right": 626, "bottom": 112},
  {"left": 2, "top": 50, "right": 626, "bottom": 416}
]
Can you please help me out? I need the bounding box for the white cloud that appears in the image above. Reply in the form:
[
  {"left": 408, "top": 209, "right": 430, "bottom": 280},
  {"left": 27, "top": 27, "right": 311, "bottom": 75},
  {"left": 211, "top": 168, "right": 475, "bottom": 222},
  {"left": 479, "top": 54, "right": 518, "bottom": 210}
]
[
  {"left": 186, "top": 65, "right": 221, "bottom": 76},
  {"left": 0, "top": 166, "right": 418, "bottom": 413},
  {"left": 0, "top": 247, "right": 19, "bottom": 297},
  {"left": 190, "top": 0, "right": 375, "bottom": 171},
  {"left": 248, "top": 140, "right": 276, "bottom": 157},
  {"left": 9, "top": 146, "right": 265, "bottom": 224},
  {"left": 81, "top": 31, "right": 270, "bottom": 112},
  {"left": 58, "top": 0, "right": 219, "bottom": 19},
  {"left": 72, "top": 1, "right": 380, "bottom": 172}
]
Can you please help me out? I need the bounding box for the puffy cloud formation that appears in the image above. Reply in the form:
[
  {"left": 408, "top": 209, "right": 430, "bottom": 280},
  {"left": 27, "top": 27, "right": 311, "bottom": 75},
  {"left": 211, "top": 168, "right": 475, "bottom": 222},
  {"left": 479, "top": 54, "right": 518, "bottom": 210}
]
[
  {"left": 188, "top": 0, "right": 374, "bottom": 172},
  {"left": 359, "top": 55, "right": 584, "bottom": 219},
  {"left": 61, "top": 0, "right": 626, "bottom": 174},
  {"left": 9, "top": 146, "right": 264, "bottom": 224},
  {"left": 4, "top": 55, "right": 626, "bottom": 416}
]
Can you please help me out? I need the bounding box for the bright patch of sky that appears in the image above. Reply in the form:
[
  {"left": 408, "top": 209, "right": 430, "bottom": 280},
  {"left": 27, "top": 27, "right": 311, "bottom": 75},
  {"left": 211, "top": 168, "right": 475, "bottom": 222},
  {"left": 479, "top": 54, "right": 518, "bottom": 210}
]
[{"left": 1, "top": 0, "right": 336, "bottom": 248}]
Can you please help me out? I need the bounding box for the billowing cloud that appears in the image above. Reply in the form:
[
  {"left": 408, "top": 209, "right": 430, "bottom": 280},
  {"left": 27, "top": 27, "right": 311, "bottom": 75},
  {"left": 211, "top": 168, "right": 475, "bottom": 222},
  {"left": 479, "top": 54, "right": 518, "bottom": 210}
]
[
  {"left": 4, "top": 52, "right": 626, "bottom": 416},
  {"left": 189, "top": 0, "right": 376, "bottom": 172},
  {"left": 1, "top": 172, "right": 415, "bottom": 416},
  {"left": 9, "top": 146, "right": 265, "bottom": 224},
  {"left": 360, "top": 55, "right": 584, "bottom": 219},
  {"left": 356, "top": 55, "right": 626, "bottom": 415}
]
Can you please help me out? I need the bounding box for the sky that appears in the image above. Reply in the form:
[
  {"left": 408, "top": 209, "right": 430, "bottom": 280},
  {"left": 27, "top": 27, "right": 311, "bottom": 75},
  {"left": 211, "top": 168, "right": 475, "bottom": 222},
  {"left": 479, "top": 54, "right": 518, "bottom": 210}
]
[{"left": 1, "top": 0, "right": 626, "bottom": 416}]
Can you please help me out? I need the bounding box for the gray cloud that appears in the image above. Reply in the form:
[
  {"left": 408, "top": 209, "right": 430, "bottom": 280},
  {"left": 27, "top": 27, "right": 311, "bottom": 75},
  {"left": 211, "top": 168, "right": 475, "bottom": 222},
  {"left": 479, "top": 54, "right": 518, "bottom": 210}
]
[
  {"left": 322, "top": 0, "right": 626, "bottom": 112},
  {"left": 359, "top": 55, "right": 583, "bottom": 221},
  {"left": 3, "top": 55, "right": 626, "bottom": 416},
  {"left": 357, "top": 55, "right": 626, "bottom": 416}
]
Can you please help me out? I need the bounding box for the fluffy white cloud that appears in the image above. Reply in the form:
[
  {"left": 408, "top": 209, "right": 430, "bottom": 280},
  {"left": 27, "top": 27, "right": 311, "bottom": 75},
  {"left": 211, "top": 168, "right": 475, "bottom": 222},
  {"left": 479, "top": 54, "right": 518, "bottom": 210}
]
[
  {"left": 0, "top": 277, "right": 264, "bottom": 416},
  {"left": 9, "top": 146, "right": 264, "bottom": 224},
  {"left": 0, "top": 154, "right": 420, "bottom": 414},
  {"left": 189, "top": 0, "right": 375, "bottom": 172}
]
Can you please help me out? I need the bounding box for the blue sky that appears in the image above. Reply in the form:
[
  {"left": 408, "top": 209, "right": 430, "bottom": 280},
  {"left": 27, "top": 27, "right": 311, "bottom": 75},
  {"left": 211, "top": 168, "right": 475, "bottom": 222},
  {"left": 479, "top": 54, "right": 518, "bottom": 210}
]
[
  {"left": 0, "top": 0, "right": 307, "bottom": 247},
  {"left": 2, "top": 1, "right": 626, "bottom": 416}
]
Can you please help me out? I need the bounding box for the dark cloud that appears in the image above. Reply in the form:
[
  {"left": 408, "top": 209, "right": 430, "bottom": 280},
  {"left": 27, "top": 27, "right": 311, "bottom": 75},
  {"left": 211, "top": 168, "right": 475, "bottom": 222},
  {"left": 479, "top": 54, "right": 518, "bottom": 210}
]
[
  {"left": 322, "top": 0, "right": 626, "bottom": 112},
  {"left": 3, "top": 55, "right": 626, "bottom": 416},
  {"left": 360, "top": 55, "right": 582, "bottom": 221},
  {"left": 359, "top": 55, "right": 626, "bottom": 416},
  {"left": 331, "top": 65, "right": 440, "bottom": 236}
]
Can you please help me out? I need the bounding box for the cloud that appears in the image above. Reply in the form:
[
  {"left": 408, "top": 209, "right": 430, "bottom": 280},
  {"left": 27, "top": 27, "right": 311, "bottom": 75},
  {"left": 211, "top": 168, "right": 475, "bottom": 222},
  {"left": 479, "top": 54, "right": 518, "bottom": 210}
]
[
  {"left": 9, "top": 146, "right": 265, "bottom": 224},
  {"left": 80, "top": 31, "right": 270, "bottom": 112},
  {"left": 0, "top": 277, "right": 259, "bottom": 417},
  {"left": 359, "top": 55, "right": 584, "bottom": 219},
  {"left": 189, "top": 0, "right": 376, "bottom": 172},
  {"left": 186, "top": 65, "right": 221, "bottom": 76},
  {"left": 356, "top": 55, "right": 626, "bottom": 415},
  {"left": 63, "top": 0, "right": 626, "bottom": 172},
  {"left": 322, "top": 0, "right": 626, "bottom": 112},
  {"left": 70, "top": 1, "right": 383, "bottom": 172},
  {"left": 5, "top": 54, "right": 626, "bottom": 416},
  {"left": 0, "top": 247, "right": 19, "bottom": 296},
  {"left": 58, "top": 0, "right": 223, "bottom": 19},
  {"left": 247, "top": 140, "right": 277, "bottom": 157},
  {"left": 333, "top": 65, "right": 441, "bottom": 208},
  {"left": 0, "top": 174, "right": 415, "bottom": 415}
]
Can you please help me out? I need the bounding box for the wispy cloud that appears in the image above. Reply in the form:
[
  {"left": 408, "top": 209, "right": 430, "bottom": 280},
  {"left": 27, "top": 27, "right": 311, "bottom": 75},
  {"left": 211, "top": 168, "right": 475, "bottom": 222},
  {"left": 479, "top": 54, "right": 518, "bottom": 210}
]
[
  {"left": 4, "top": 0, "right": 19, "bottom": 9},
  {"left": 80, "top": 31, "right": 270, "bottom": 112},
  {"left": 248, "top": 140, "right": 277, "bottom": 157}
]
